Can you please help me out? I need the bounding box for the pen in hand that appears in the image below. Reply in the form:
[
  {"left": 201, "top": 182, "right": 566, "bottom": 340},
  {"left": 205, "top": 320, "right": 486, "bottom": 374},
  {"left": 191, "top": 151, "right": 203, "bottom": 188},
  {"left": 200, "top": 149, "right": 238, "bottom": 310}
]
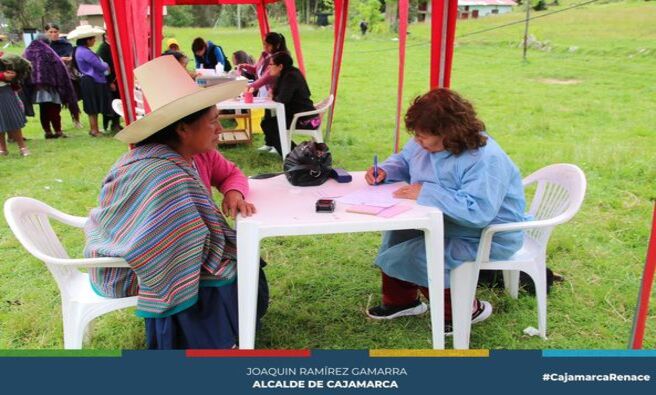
[{"left": 373, "top": 154, "right": 378, "bottom": 186}]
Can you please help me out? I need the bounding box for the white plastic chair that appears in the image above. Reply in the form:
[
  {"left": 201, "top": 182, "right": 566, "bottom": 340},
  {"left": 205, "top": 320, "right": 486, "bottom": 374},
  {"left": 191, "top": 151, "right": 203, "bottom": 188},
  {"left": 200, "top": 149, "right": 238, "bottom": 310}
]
[
  {"left": 112, "top": 99, "right": 145, "bottom": 119},
  {"left": 4, "top": 197, "right": 137, "bottom": 349},
  {"left": 450, "top": 164, "right": 587, "bottom": 349},
  {"left": 287, "top": 94, "right": 334, "bottom": 143}
]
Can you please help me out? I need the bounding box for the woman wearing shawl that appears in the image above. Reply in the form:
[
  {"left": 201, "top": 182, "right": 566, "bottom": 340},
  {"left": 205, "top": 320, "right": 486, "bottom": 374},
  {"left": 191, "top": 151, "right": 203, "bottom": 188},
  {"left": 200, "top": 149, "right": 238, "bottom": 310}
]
[
  {"left": 23, "top": 36, "right": 80, "bottom": 139},
  {"left": 84, "top": 56, "right": 268, "bottom": 349},
  {"left": 0, "top": 52, "right": 30, "bottom": 156},
  {"left": 45, "top": 23, "right": 84, "bottom": 130}
]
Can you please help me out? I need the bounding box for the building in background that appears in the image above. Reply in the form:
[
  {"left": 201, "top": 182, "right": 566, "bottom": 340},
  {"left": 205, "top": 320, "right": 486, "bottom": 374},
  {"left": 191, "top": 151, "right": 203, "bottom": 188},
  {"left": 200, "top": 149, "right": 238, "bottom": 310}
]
[
  {"left": 76, "top": 3, "right": 167, "bottom": 27},
  {"left": 418, "top": 0, "right": 516, "bottom": 22},
  {"left": 458, "top": 0, "right": 517, "bottom": 19}
]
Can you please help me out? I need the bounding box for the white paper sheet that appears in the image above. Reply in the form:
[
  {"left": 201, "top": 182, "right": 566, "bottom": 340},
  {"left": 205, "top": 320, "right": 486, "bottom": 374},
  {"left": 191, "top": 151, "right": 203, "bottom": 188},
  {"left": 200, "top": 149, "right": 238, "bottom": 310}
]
[{"left": 336, "top": 182, "right": 407, "bottom": 208}]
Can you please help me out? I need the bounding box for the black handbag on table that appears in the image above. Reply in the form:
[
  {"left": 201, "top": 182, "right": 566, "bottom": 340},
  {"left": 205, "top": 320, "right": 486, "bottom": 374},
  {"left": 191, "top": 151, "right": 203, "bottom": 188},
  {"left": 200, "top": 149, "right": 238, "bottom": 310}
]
[{"left": 283, "top": 141, "right": 333, "bottom": 186}]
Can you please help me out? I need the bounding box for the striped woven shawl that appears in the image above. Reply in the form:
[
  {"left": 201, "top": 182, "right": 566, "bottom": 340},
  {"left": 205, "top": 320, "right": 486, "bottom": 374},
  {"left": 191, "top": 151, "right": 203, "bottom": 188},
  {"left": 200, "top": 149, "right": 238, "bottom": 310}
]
[{"left": 84, "top": 144, "right": 236, "bottom": 318}]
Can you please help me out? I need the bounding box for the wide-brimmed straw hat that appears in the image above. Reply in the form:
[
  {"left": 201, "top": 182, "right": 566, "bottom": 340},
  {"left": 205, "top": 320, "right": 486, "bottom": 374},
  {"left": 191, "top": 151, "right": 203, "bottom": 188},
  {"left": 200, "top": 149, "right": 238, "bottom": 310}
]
[
  {"left": 115, "top": 55, "right": 246, "bottom": 144},
  {"left": 67, "top": 25, "right": 105, "bottom": 41}
]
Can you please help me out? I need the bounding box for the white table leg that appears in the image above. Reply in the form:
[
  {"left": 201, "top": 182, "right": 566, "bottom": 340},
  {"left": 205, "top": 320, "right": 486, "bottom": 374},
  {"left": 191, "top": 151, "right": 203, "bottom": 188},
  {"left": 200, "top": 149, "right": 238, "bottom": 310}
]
[
  {"left": 236, "top": 221, "right": 261, "bottom": 349},
  {"left": 275, "top": 105, "right": 290, "bottom": 158},
  {"left": 424, "top": 212, "right": 445, "bottom": 349}
]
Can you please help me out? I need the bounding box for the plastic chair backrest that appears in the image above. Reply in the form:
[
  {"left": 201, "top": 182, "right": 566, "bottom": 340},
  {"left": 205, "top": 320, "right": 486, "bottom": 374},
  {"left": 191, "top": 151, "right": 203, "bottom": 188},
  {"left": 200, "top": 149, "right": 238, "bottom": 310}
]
[
  {"left": 522, "top": 164, "right": 586, "bottom": 247},
  {"left": 4, "top": 197, "right": 86, "bottom": 300},
  {"left": 111, "top": 99, "right": 124, "bottom": 117}
]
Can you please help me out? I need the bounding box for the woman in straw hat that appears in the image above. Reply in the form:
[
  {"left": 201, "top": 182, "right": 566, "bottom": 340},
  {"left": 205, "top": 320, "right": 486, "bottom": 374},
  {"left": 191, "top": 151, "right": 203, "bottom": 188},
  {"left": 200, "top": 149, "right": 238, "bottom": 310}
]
[
  {"left": 69, "top": 25, "right": 111, "bottom": 137},
  {"left": 84, "top": 56, "right": 268, "bottom": 349}
]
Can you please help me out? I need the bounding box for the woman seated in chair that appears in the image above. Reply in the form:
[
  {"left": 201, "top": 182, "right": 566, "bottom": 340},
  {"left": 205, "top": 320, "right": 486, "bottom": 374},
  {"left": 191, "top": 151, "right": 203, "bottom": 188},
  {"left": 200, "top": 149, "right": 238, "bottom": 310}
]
[
  {"left": 84, "top": 56, "right": 268, "bottom": 349},
  {"left": 260, "top": 52, "right": 320, "bottom": 156},
  {"left": 364, "top": 88, "right": 529, "bottom": 331}
]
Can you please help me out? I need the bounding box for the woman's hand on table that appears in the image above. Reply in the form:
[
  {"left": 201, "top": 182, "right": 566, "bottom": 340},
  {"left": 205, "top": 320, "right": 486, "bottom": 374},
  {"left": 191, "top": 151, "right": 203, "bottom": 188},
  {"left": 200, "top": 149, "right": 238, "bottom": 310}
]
[
  {"left": 222, "top": 190, "right": 256, "bottom": 219},
  {"left": 393, "top": 183, "right": 422, "bottom": 200},
  {"left": 365, "top": 166, "right": 386, "bottom": 185}
]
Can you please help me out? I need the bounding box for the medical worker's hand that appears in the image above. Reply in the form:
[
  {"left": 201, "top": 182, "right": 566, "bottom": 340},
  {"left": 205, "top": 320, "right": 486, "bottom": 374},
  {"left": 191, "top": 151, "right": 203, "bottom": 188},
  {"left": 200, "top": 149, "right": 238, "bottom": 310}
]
[
  {"left": 393, "top": 183, "right": 422, "bottom": 200},
  {"left": 222, "top": 190, "right": 256, "bottom": 219},
  {"left": 365, "top": 166, "right": 386, "bottom": 185}
]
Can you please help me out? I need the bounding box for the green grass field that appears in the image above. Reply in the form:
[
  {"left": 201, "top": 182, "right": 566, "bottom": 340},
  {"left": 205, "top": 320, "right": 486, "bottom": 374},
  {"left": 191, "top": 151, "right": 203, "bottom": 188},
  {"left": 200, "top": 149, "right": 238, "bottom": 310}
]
[{"left": 1, "top": 0, "right": 655, "bottom": 349}]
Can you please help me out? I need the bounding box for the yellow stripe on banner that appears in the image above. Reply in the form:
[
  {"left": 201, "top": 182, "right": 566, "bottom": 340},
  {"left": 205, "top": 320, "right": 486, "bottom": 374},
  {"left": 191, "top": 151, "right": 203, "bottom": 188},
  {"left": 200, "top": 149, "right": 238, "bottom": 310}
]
[{"left": 369, "top": 349, "right": 489, "bottom": 358}]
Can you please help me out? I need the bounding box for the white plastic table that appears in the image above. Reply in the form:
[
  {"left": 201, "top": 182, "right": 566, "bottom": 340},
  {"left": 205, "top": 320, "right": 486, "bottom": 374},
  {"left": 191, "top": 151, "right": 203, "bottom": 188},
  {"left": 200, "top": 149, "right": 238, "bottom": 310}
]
[
  {"left": 235, "top": 172, "right": 445, "bottom": 349},
  {"left": 217, "top": 98, "right": 290, "bottom": 158}
]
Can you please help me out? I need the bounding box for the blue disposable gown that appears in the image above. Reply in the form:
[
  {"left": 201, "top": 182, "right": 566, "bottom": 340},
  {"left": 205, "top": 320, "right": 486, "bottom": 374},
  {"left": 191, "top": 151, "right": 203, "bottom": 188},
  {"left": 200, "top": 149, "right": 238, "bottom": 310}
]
[{"left": 375, "top": 135, "right": 530, "bottom": 288}]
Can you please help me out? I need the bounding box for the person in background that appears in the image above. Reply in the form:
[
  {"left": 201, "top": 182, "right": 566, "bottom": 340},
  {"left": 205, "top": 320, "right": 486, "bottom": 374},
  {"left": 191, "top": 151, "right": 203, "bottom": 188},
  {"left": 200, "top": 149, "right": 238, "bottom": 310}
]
[
  {"left": 232, "top": 50, "right": 255, "bottom": 80},
  {"left": 96, "top": 34, "right": 122, "bottom": 133},
  {"left": 261, "top": 52, "right": 319, "bottom": 156},
  {"left": 45, "top": 22, "right": 83, "bottom": 129},
  {"left": 0, "top": 52, "right": 30, "bottom": 157},
  {"left": 85, "top": 56, "right": 267, "bottom": 349},
  {"left": 70, "top": 25, "right": 111, "bottom": 137},
  {"left": 239, "top": 32, "right": 289, "bottom": 100},
  {"left": 364, "top": 88, "right": 528, "bottom": 333},
  {"left": 237, "top": 32, "right": 290, "bottom": 152},
  {"left": 23, "top": 35, "right": 79, "bottom": 139},
  {"left": 162, "top": 50, "right": 198, "bottom": 80},
  {"left": 359, "top": 20, "right": 369, "bottom": 35},
  {"left": 165, "top": 38, "right": 180, "bottom": 52},
  {"left": 192, "top": 37, "right": 230, "bottom": 72}
]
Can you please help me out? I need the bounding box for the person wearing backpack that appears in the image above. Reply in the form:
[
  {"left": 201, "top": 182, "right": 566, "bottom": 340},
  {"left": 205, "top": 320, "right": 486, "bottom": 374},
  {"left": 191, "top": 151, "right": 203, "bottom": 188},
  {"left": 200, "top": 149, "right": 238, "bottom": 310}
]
[{"left": 192, "top": 37, "right": 231, "bottom": 73}]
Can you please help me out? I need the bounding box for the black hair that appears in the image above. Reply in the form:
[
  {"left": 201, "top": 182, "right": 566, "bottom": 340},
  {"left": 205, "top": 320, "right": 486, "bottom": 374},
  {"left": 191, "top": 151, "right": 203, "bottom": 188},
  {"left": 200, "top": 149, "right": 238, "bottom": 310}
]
[
  {"left": 135, "top": 106, "right": 213, "bottom": 147},
  {"left": 162, "top": 50, "right": 188, "bottom": 64},
  {"left": 264, "top": 32, "right": 289, "bottom": 54},
  {"left": 44, "top": 23, "right": 59, "bottom": 31},
  {"left": 75, "top": 37, "right": 94, "bottom": 47},
  {"left": 191, "top": 37, "right": 206, "bottom": 53},
  {"left": 232, "top": 50, "right": 254, "bottom": 65},
  {"left": 271, "top": 51, "right": 293, "bottom": 69},
  {"left": 271, "top": 52, "right": 295, "bottom": 98}
]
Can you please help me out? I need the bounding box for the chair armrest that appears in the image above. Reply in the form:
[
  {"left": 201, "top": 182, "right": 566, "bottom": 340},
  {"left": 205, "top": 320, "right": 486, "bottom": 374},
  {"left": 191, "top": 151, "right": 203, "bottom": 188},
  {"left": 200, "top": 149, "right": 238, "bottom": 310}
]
[
  {"left": 43, "top": 256, "right": 130, "bottom": 269},
  {"left": 289, "top": 108, "right": 322, "bottom": 132},
  {"left": 53, "top": 213, "right": 88, "bottom": 228},
  {"left": 474, "top": 217, "right": 564, "bottom": 264}
]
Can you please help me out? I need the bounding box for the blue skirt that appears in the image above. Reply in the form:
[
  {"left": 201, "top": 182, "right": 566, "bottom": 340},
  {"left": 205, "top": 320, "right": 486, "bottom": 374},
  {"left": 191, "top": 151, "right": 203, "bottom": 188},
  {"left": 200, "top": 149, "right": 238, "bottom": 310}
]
[
  {"left": 145, "top": 267, "right": 269, "bottom": 350},
  {"left": 0, "top": 85, "right": 26, "bottom": 132}
]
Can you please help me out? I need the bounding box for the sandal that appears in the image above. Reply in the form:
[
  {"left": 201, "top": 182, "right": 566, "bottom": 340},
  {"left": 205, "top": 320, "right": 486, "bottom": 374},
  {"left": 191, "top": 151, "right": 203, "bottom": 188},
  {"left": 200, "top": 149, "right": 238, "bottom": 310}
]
[
  {"left": 19, "top": 147, "right": 30, "bottom": 157},
  {"left": 89, "top": 131, "right": 102, "bottom": 137}
]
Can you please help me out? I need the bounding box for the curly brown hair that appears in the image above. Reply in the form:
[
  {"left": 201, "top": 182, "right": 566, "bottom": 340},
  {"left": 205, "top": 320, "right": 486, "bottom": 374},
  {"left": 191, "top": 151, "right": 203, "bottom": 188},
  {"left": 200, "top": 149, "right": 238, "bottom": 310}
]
[{"left": 404, "top": 88, "right": 487, "bottom": 155}]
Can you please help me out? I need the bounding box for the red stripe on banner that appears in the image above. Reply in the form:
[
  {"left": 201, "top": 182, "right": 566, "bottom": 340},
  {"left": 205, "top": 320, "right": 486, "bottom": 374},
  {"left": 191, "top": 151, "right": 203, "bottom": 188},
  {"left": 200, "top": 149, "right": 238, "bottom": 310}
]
[
  {"left": 186, "top": 349, "right": 312, "bottom": 358},
  {"left": 630, "top": 202, "right": 656, "bottom": 349},
  {"left": 394, "top": 0, "right": 409, "bottom": 153}
]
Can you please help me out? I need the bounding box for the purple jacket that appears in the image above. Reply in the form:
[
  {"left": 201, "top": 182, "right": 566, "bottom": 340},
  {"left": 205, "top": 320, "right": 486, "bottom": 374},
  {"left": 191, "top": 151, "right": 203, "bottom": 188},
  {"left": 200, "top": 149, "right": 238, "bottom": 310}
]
[
  {"left": 23, "top": 39, "right": 80, "bottom": 115},
  {"left": 74, "top": 46, "right": 108, "bottom": 83}
]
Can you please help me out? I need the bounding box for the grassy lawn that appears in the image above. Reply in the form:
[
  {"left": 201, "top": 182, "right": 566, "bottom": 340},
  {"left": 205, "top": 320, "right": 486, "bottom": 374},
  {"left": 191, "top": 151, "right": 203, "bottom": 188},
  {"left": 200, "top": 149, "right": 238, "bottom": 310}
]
[{"left": 0, "top": 0, "right": 654, "bottom": 349}]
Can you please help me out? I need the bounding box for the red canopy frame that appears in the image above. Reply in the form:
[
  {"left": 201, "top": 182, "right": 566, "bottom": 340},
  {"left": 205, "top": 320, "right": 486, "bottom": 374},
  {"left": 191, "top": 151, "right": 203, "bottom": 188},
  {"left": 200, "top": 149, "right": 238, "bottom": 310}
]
[
  {"left": 100, "top": 0, "right": 458, "bottom": 153},
  {"left": 100, "top": 0, "right": 304, "bottom": 124},
  {"left": 326, "top": 0, "right": 458, "bottom": 151}
]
